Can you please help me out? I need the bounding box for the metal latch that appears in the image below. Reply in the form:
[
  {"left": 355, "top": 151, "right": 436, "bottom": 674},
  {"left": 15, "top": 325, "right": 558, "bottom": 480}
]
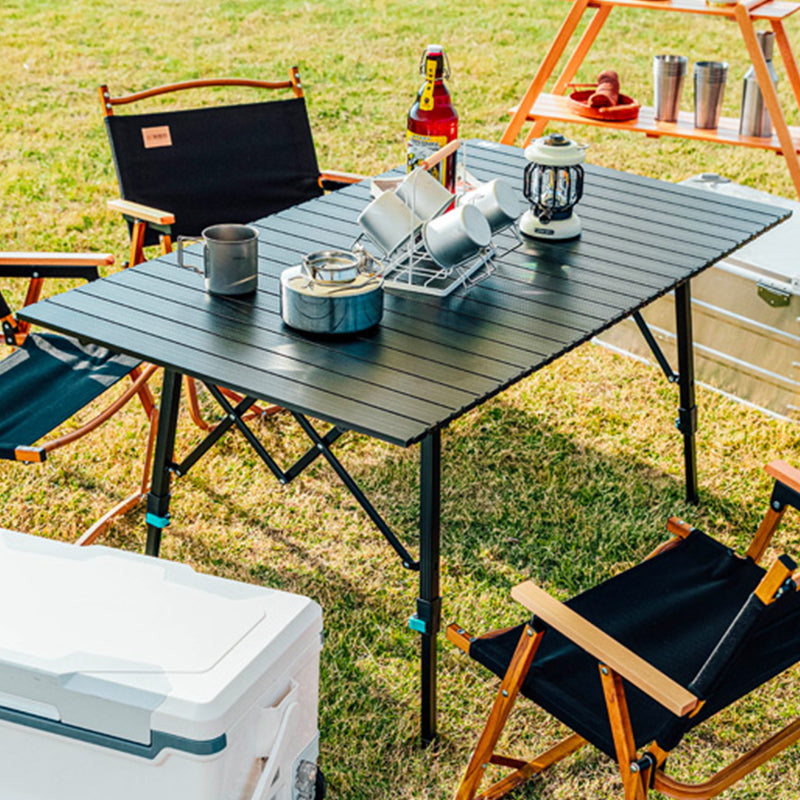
[{"left": 757, "top": 280, "right": 792, "bottom": 308}]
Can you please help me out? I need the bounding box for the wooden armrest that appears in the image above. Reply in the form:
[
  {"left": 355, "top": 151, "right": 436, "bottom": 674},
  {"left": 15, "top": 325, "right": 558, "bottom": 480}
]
[
  {"left": 319, "top": 169, "right": 366, "bottom": 185},
  {"left": 107, "top": 198, "right": 175, "bottom": 225},
  {"left": 0, "top": 252, "right": 113, "bottom": 281},
  {"left": 510, "top": 580, "right": 699, "bottom": 717},
  {"left": 0, "top": 252, "right": 114, "bottom": 268},
  {"left": 766, "top": 460, "right": 800, "bottom": 495}
]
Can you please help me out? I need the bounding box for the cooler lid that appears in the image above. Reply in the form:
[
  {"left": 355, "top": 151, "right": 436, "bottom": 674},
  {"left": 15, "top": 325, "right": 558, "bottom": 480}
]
[
  {"left": 680, "top": 174, "right": 800, "bottom": 290},
  {"left": 0, "top": 530, "right": 320, "bottom": 748}
]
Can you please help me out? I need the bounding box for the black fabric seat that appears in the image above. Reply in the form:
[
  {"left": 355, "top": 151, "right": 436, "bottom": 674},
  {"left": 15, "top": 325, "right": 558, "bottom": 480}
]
[
  {"left": 0, "top": 333, "right": 139, "bottom": 459},
  {"left": 0, "top": 252, "right": 157, "bottom": 545},
  {"left": 99, "top": 70, "right": 363, "bottom": 433},
  {"left": 453, "top": 461, "right": 800, "bottom": 800},
  {"left": 470, "top": 529, "right": 800, "bottom": 760},
  {"left": 104, "top": 97, "right": 325, "bottom": 245}
]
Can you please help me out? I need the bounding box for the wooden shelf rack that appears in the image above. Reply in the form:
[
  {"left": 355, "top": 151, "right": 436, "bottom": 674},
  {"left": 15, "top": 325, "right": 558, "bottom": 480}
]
[{"left": 501, "top": 0, "right": 800, "bottom": 196}]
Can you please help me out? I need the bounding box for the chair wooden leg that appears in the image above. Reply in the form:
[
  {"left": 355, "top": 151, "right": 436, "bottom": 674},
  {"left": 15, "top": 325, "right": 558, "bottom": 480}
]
[
  {"left": 599, "top": 664, "right": 648, "bottom": 800},
  {"left": 128, "top": 221, "right": 147, "bottom": 267},
  {"left": 746, "top": 507, "right": 786, "bottom": 563},
  {"left": 477, "top": 734, "right": 586, "bottom": 800},
  {"left": 654, "top": 718, "right": 800, "bottom": 800},
  {"left": 185, "top": 376, "right": 213, "bottom": 431},
  {"left": 455, "top": 624, "right": 543, "bottom": 800},
  {"left": 75, "top": 405, "right": 159, "bottom": 547}
]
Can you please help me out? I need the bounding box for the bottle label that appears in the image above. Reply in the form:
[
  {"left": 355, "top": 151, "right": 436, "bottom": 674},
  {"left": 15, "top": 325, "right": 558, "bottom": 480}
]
[
  {"left": 419, "top": 58, "right": 437, "bottom": 111},
  {"left": 406, "top": 131, "right": 449, "bottom": 184}
]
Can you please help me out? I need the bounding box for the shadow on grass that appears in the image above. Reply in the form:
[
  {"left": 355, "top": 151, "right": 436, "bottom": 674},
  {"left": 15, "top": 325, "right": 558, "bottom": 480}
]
[{"left": 44, "top": 390, "right": 791, "bottom": 800}]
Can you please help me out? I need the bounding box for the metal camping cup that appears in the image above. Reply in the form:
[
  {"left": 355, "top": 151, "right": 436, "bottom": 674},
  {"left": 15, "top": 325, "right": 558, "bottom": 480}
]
[
  {"left": 395, "top": 168, "right": 454, "bottom": 220},
  {"left": 694, "top": 61, "right": 728, "bottom": 129},
  {"left": 653, "top": 55, "right": 688, "bottom": 122},
  {"left": 177, "top": 224, "right": 259, "bottom": 295},
  {"left": 422, "top": 204, "right": 492, "bottom": 269},
  {"left": 357, "top": 191, "right": 424, "bottom": 255},
  {"left": 457, "top": 179, "right": 523, "bottom": 233}
]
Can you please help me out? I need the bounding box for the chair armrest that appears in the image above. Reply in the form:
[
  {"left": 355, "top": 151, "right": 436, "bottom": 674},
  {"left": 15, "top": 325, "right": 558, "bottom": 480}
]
[
  {"left": 0, "top": 252, "right": 114, "bottom": 281},
  {"left": 107, "top": 198, "right": 175, "bottom": 225},
  {"left": 319, "top": 169, "right": 367, "bottom": 190},
  {"left": 766, "top": 460, "right": 800, "bottom": 495},
  {"left": 511, "top": 580, "right": 700, "bottom": 717}
]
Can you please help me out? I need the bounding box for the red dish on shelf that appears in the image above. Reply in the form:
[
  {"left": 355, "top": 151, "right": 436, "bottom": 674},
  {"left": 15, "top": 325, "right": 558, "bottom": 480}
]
[{"left": 567, "top": 87, "right": 641, "bottom": 121}]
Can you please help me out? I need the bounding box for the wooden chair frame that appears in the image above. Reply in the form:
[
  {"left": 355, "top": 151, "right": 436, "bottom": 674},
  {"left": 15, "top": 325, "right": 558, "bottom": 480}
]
[
  {"left": 98, "top": 68, "right": 364, "bottom": 432},
  {"left": 1, "top": 252, "right": 158, "bottom": 545},
  {"left": 450, "top": 460, "right": 800, "bottom": 800}
]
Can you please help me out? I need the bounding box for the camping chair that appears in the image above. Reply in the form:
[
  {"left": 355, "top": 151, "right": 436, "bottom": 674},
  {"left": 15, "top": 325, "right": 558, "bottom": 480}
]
[
  {"left": 449, "top": 459, "right": 800, "bottom": 800},
  {"left": 98, "top": 67, "right": 364, "bottom": 430},
  {"left": 0, "top": 252, "right": 158, "bottom": 546}
]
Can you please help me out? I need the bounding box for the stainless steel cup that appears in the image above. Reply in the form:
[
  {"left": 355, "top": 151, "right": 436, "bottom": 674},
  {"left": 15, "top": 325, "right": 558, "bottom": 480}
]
[
  {"left": 178, "top": 224, "right": 259, "bottom": 295},
  {"left": 457, "top": 179, "right": 523, "bottom": 233},
  {"left": 395, "top": 168, "right": 453, "bottom": 220},
  {"left": 357, "top": 191, "right": 423, "bottom": 255},
  {"left": 422, "top": 204, "right": 492, "bottom": 269},
  {"left": 653, "top": 55, "right": 688, "bottom": 122},
  {"left": 694, "top": 61, "right": 728, "bottom": 129}
]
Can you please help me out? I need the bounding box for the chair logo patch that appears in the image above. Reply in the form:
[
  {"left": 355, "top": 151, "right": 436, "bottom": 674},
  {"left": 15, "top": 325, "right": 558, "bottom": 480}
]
[{"left": 141, "top": 126, "right": 173, "bottom": 149}]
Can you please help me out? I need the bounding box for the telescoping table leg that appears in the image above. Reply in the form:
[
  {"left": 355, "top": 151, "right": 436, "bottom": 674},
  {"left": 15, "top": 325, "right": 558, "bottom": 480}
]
[
  {"left": 145, "top": 369, "right": 183, "bottom": 557},
  {"left": 417, "top": 430, "right": 441, "bottom": 745},
  {"left": 674, "top": 282, "right": 699, "bottom": 505}
]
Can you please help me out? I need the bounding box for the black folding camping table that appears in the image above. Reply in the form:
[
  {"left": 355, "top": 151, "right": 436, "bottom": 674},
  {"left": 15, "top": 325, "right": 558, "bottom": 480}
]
[{"left": 20, "top": 139, "right": 789, "bottom": 744}]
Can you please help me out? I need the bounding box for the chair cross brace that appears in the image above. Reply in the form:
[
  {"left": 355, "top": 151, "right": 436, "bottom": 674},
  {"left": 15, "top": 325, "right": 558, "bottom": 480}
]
[{"left": 167, "top": 381, "right": 420, "bottom": 571}]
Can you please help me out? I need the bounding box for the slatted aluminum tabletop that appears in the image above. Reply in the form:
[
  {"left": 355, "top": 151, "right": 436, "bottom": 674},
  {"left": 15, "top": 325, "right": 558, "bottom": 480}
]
[{"left": 20, "top": 139, "right": 790, "bottom": 742}]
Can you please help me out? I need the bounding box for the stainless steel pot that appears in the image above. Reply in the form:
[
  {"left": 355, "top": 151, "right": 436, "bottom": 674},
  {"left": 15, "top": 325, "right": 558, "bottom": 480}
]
[{"left": 281, "top": 250, "right": 383, "bottom": 334}]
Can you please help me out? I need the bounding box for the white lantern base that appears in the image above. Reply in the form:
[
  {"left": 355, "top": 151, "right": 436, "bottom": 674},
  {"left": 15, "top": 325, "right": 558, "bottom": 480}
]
[{"left": 519, "top": 209, "right": 582, "bottom": 240}]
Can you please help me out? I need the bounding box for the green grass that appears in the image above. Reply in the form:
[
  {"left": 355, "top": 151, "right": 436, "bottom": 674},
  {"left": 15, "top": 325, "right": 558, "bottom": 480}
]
[{"left": 2, "top": 0, "right": 800, "bottom": 797}]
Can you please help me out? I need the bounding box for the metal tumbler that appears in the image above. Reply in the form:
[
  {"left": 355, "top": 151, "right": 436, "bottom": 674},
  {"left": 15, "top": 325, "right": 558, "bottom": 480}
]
[
  {"left": 694, "top": 61, "right": 728, "bottom": 129},
  {"left": 653, "top": 55, "right": 688, "bottom": 122}
]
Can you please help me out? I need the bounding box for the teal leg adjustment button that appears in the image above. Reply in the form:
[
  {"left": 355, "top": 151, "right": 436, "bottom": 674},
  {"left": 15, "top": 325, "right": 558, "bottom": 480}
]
[
  {"left": 146, "top": 513, "right": 171, "bottom": 529},
  {"left": 409, "top": 613, "right": 427, "bottom": 634}
]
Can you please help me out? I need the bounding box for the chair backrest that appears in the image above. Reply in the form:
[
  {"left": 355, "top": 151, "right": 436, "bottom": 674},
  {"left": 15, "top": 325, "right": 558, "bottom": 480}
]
[{"left": 99, "top": 71, "right": 325, "bottom": 240}]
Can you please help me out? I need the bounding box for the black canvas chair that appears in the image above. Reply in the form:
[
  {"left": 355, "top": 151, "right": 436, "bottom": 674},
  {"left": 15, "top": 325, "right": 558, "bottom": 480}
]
[
  {"left": 98, "top": 67, "right": 363, "bottom": 429},
  {"left": 449, "top": 459, "right": 800, "bottom": 800},
  {"left": 0, "top": 252, "right": 158, "bottom": 545}
]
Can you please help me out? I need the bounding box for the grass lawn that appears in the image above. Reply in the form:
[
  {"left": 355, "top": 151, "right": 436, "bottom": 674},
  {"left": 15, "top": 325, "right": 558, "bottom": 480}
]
[{"left": 2, "top": 0, "right": 800, "bottom": 797}]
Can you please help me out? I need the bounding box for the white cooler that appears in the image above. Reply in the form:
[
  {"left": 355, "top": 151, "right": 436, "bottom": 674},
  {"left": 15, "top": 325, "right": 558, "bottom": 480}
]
[{"left": 0, "top": 529, "right": 323, "bottom": 800}]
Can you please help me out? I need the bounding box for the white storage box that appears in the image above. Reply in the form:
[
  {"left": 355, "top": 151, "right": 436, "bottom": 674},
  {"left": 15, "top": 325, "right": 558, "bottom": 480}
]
[
  {"left": 595, "top": 174, "right": 799, "bottom": 420},
  {"left": 0, "top": 529, "right": 323, "bottom": 800}
]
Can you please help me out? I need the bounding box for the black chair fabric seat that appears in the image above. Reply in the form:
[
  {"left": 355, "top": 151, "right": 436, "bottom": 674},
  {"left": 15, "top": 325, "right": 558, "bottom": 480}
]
[
  {"left": 470, "top": 531, "right": 800, "bottom": 759},
  {"left": 0, "top": 333, "right": 140, "bottom": 457},
  {"left": 105, "top": 97, "right": 325, "bottom": 244}
]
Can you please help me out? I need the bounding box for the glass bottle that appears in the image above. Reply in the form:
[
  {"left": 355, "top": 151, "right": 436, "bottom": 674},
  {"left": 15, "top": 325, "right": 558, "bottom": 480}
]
[{"left": 406, "top": 44, "right": 458, "bottom": 191}]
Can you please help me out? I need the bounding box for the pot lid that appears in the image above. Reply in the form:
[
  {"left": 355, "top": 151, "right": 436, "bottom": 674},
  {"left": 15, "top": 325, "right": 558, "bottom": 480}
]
[
  {"left": 524, "top": 133, "right": 587, "bottom": 166},
  {"left": 282, "top": 265, "right": 382, "bottom": 297}
]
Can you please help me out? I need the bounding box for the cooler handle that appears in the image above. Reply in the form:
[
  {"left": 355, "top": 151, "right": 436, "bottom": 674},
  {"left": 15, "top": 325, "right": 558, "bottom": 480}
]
[{"left": 249, "top": 680, "right": 301, "bottom": 800}]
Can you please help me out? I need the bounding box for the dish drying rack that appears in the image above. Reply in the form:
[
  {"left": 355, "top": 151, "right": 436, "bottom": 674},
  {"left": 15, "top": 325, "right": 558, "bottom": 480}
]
[{"left": 357, "top": 141, "right": 516, "bottom": 297}]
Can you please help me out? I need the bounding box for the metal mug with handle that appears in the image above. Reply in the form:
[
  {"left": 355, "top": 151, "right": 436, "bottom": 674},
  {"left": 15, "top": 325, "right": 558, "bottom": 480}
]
[{"left": 177, "top": 223, "right": 259, "bottom": 296}]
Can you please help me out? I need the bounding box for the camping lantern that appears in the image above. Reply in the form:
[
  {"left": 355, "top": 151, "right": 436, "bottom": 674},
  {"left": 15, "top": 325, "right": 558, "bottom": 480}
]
[{"left": 520, "top": 133, "right": 587, "bottom": 240}]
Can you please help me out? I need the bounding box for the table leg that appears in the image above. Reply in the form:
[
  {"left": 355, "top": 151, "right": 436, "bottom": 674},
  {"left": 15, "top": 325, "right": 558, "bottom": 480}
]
[
  {"left": 674, "top": 282, "right": 699, "bottom": 504},
  {"left": 145, "top": 369, "right": 182, "bottom": 556},
  {"left": 418, "top": 430, "right": 441, "bottom": 745}
]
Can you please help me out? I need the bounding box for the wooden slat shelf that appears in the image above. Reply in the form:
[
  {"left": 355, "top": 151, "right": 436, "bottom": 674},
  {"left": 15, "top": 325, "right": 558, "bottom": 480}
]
[
  {"left": 502, "top": 0, "right": 800, "bottom": 197},
  {"left": 582, "top": 0, "right": 800, "bottom": 21},
  {"left": 518, "top": 92, "right": 800, "bottom": 152}
]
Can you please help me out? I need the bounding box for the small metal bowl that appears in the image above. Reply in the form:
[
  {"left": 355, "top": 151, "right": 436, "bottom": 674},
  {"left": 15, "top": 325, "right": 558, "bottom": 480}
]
[{"left": 302, "top": 250, "right": 361, "bottom": 285}]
